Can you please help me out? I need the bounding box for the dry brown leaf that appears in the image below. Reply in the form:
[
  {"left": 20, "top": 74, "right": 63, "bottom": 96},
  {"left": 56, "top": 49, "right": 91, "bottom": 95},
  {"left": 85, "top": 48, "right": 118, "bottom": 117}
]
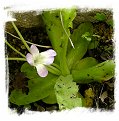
[{"left": 99, "top": 91, "right": 108, "bottom": 102}]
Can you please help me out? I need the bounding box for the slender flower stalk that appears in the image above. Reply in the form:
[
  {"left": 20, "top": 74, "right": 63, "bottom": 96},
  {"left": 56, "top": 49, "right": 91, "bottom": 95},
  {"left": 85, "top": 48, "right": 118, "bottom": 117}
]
[
  {"left": 5, "top": 31, "right": 52, "bottom": 48},
  {"left": 11, "top": 21, "right": 30, "bottom": 52},
  {"left": 6, "top": 58, "right": 26, "bottom": 61},
  {"left": 5, "top": 40, "right": 26, "bottom": 58},
  {"left": 5, "top": 31, "right": 20, "bottom": 40}
]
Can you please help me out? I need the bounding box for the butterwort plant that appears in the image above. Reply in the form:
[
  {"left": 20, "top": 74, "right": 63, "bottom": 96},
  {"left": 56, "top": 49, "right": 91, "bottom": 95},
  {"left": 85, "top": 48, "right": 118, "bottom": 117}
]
[
  {"left": 7, "top": 8, "right": 115, "bottom": 110},
  {"left": 26, "top": 45, "right": 56, "bottom": 77}
]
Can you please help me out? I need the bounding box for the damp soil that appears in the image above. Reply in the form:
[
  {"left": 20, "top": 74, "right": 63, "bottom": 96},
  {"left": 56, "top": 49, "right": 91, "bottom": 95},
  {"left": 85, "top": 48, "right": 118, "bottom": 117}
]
[{"left": 6, "top": 11, "right": 114, "bottom": 114}]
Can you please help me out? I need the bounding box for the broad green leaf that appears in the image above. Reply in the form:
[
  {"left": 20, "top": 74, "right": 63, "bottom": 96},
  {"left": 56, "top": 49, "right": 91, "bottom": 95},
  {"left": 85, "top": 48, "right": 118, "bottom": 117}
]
[
  {"left": 42, "top": 10, "right": 63, "bottom": 58},
  {"left": 42, "top": 91, "right": 57, "bottom": 104},
  {"left": 68, "top": 22, "right": 93, "bottom": 49},
  {"left": 21, "top": 62, "right": 39, "bottom": 79},
  {"left": 42, "top": 8, "right": 76, "bottom": 75},
  {"left": 42, "top": 9, "right": 76, "bottom": 56},
  {"left": 9, "top": 73, "right": 58, "bottom": 105},
  {"left": 72, "top": 57, "right": 98, "bottom": 71},
  {"left": 60, "top": 8, "right": 76, "bottom": 28},
  {"left": 72, "top": 60, "right": 115, "bottom": 83},
  {"left": 67, "top": 22, "right": 93, "bottom": 70},
  {"left": 54, "top": 75, "right": 82, "bottom": 110}
]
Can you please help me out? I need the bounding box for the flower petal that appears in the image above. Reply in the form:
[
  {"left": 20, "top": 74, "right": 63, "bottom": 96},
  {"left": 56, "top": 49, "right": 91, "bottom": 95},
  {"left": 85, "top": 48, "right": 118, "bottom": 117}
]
[
  {"left": 30, "top": 45, "right": 39, "bottom": 56},
  {"left": 36, "top": 64, "right": 48, "bottom": 77},
  {"left": 40, "top": 49, "right": 56, "bottom": 57},
  {"left": 26, "top": 53, "right": 34, "bottom": 65},
  {"left": 42, "top": 56, "right": 54, "bottom": 65}
]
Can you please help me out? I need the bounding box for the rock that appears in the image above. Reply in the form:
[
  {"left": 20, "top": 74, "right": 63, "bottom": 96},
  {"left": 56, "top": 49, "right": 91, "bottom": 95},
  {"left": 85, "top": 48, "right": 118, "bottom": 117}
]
[
  {"left": 5, "top": 9, "right": 112, "bottom": 32},
  {"left": 5, "top": 11, "right": 44, "bottom": 32}
]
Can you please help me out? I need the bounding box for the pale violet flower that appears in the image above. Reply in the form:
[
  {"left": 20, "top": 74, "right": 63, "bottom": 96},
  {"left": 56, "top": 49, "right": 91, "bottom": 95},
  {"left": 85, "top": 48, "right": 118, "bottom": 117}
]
[{"left": 26, "top": 45, "right": 56, "bottom": 77}]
